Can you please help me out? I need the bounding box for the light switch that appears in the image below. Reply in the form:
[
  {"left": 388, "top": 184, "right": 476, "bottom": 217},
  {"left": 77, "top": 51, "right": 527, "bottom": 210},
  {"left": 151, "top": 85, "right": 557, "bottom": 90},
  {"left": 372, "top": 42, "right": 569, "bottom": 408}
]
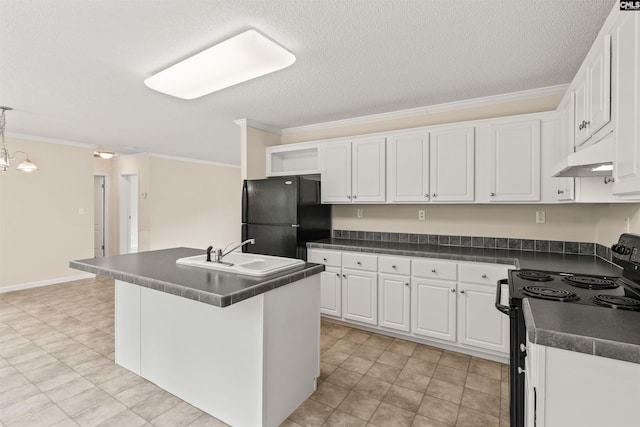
[{"left": 536, "top": 211, "right": 545, "bottom": 224}]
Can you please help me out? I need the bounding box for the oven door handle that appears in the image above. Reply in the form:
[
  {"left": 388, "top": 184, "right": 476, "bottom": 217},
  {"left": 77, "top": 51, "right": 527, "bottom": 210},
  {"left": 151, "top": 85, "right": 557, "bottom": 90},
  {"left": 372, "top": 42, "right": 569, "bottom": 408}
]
[{"left": 495, "top": 278, "right": 511, "bottom": 315}]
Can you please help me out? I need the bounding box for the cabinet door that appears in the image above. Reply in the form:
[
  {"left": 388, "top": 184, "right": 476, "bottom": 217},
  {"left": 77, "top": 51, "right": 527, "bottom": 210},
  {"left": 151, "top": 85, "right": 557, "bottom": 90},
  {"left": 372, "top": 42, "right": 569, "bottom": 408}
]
[
  {"left": 342, "top": 268, "right": 378, "bottom": 325},
  {"left": 388, "top": 132, "right": 429, "bottom": 202},
  {"left": 457, "top": 282, "right": 509, "bottom": 354},
  {"left": 430, "top": 127, "right": 475, "bottom": 202},
  {"left": 378, "top": 274, "right": 410, "bottom": 332},
  {"left": 411, "top": 278, "right": 456, "bottom": 342},
  {"left": 321, "top": 141, "right": 352, "bottom": 203},
  {"left": 613, "top": 13, "right": 640, "bottom": 196},
  {"left": 555, "top": 94, "right": 576, "bottom": 201},
  {"left": 489, "top": 120, "right": 541, "bottom": 202},
  {"left": 574, "top": 77, "right": 590, "bottom": 147},
  {"left": 352, "top": 137, "right": 386, "bottom": 202},
  {"left": 587, "top": 34, "right": 611, "bottom": 137},
  {"left": 320, "top": 267, "right": 341, "bottom": 317}
]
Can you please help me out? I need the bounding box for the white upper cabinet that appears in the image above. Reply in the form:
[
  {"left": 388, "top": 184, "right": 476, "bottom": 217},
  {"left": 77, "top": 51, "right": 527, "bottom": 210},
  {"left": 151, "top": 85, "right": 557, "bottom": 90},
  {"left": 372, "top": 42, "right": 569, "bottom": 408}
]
[
  {"left": 488, "top": 119, "right": 541, "bottom": 202},
  {"left": 555, "top": 94, "right": 576, "bottom": 201},
  {"left": 320, "top": 137, "right": 385, "bottom": 203},
  {"left": 574, "top": 35, "right": 612, "bottom": 148},
  {"left": 430, "top": 127, "right": 475, "bottom": 202},
  {"left": 388, "top": 127, "right": 475, "bottom": 203},
  {"left": 387, "top": 132, "right": 430, "bottom": 202},
  {"left": 613, "top": 12, "right": 640, "bottom": 196}
]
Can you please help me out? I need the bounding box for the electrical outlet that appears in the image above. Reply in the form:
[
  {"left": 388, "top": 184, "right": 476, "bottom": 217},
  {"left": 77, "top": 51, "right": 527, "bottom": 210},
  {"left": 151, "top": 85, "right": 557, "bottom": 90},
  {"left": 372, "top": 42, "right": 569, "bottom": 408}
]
[
  {"left": 418, "top": 210, "right": 426, "bottom": 221},
  {"left": 357, "top": 208, "right": 363, "bottom": 219},
  {"left": 536, "top": 211, "right": 545, "bottom": 224}
]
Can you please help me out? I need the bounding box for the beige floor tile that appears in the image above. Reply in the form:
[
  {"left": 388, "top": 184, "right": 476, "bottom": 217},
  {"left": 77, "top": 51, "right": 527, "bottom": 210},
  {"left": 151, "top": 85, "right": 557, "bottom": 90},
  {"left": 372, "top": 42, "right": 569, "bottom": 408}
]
[
  {"left": 12, "top": 352, "right": 57, "bottom": 373},
  {"left": 8, "top": 404, "right": 69, "bottom": 427},
  {"left": 464, "top": 373, "right": 501, "bottom": 397},
  {"left": 186, "top": 413, "right": 230, "bottom": 426},
  {"left": 366, "top": 362, "right": 401, "bottom": 383},
  {"left": 377, "top": 351, "right": 409, "bottom": 369},
  {"left": 81, "top": 362, "right": 128, "bottom": 386},
  {"left": 323, "top": 409, "right": 368, "bottom": 427},
  {"left": 336, "top": 391, "right": 380, "bottom": 421},
  {"left": 330, "top": 339, "right": 361, "bottom": 355},
  {"left": 501, "top": 365, "right": 509, "bottom": 383},
  {"left": 0, "top": 382, "right": 40, "bottom": 410},
  {"left": 383, "top": 384, "right": 424, "bottom": 412},
  {"left": 149, "top": 401, "right": 204, "bottom": 427},
  {"left": 0, "top": 392, "right": 54, "bottom": 425},
  {"left": 130, "top": 389, "right": 181, "bottom": 421},
  {"left": 320, "top": 362, "right": 339, "bottom": 380},
  {"left": 46, "top": 375, "right": 95, "bottom": 403},
  {"left": 0, "top": 372, "right": 31, "bottom": 394},
  {"left": 353, "top": 375, "right": 392, "bottom": 401},
  {"left": 310, "top": 381, "right": 350, "bottom": 408},
  {"left": 289, "top": 399, "right": 334, "bottom": 427},
  {"left": 411, "top": 346, "right": 443, "bottom": 364},
  {"left": 417, "top": 396, "right": 459, "bottom": 425},
  {"left": 73, "top": 396, "right": 127, "bottom": 427},
  {"left": 431, "top": 365, "right": 468, "bottom": 387},
  {"left": 411, "top": 414, "right": 451, "bottom": 427},
  {"left": 96, "top": 408, "right": 146, "bottom": 427},
  {"left": 322, "top": 349, "right": 351, "bottom": 366},
  {"left": 58, "top": 386, "right": 110, "bottom": 416},
  {"left": 320, "top": 334, "right": 339, "bottom": 348},
  {"left": 281, "top": 419, "right": 304, "bottom": 427},
  {"left": 468, "top": 358, "right": 502, "bottom": 381},
  {"left": 437, "top": 352, "right": 470, "bottom": 372},
  {"left": 426, "top": 379, "right": 464, "bottom": 404},
  {"left": 352, "top": 345, "right": 384, "bottom": 362},
  {"left": 342, "top": 330, "right": 371, "bottom": 345},
  {"left": 24, "top": 361, "right": 75, "bottom": 385},
  {"left": 98, "top": 370, "right": 144, "bottom": 395},
  {"left": 341, "top": 355, "right": 375, "bottom": 374},
  {"left": 461, "top": 388, "right": 501, "bottom": 418},
  {"left": 325, "top": 325, "right": 351, "bottom": 339},
  {"left": 326, "top": 367, "right": 363, "bottom": 389},
  {"left": 455, "top": 406, "right": 499, "bottom": 427},
  {"left": 370, "top": 401, "right": 415, "bottom": 427},
  {"left": 404, "top": 358, "right": 437, "bottom": 377},
  {"left": 394, "top": 370, "right": 431, "bottom": 393},
  {"left": 113, "top": 380, "right": 161, "bottom": 407},
  {"left": 362, "top": 335, "right": 393, "bottom": 350},
  {"left": 387, "top": 339, "right": 417, "bottom": 357}
]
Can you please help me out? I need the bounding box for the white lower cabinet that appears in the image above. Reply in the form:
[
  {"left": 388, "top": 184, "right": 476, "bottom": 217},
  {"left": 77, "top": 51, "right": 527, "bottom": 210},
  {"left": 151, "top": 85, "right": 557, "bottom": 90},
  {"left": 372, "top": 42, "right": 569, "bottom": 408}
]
[
  {"left": 320, "top": 267, "right": 341, "bottom": 317},
  {"left": 411, "top": 278, "right": 456, "bottom": 342},
  {"left": 378, "top": 274, "right": 410, "bottom": 332},
  {"left": 342, "top": 268, "right": 378, "bottom": 325},
  {"left": 457, "top": 282, "right": 509, "bottom": 353}
]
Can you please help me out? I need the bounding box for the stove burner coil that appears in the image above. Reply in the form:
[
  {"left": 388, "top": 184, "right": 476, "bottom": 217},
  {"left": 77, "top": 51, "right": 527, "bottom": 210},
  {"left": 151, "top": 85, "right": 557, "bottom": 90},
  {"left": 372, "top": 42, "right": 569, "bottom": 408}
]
[
  {"left": 564, "top": 276, "right": 619, "bottom": 290},
  {"left": 592, "top": 295, "right": 640, "bottom": 311},
  {"left": 522, "top": 286, "right": 578, "bottom": 302},
  {"left": 517, "top": 270, "right": 553, "bottom": 282}
]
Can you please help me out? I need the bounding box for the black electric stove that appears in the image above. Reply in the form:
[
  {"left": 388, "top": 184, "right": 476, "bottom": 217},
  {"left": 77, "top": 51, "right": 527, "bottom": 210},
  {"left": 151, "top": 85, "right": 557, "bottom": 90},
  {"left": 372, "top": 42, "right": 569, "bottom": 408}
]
[{"left": 495, "top": 233, "right": 640, "bottom": 427}]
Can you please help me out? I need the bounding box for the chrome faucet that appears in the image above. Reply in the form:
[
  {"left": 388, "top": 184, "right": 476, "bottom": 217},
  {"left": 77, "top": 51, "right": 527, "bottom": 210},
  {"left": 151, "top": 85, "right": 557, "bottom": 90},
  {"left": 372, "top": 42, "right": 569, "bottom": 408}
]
[{"left": 206, "top": 239, "right": 255, "bottom": 265}]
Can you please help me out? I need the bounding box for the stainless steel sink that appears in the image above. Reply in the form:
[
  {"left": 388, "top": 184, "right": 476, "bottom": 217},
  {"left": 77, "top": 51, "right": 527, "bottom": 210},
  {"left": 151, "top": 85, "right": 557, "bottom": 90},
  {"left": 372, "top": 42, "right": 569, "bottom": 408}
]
[{"left": 176, "top": 252, "right": 304, "bottom": 277}]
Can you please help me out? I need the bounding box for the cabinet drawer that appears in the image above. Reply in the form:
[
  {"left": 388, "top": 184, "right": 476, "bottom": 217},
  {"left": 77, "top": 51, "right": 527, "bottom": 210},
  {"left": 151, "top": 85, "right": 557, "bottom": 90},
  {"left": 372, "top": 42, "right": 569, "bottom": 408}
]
[
  {"left": 379, "top": 256, "right": 411, "bottom": 275},
  {"left": 308, "top": 249, "right": 341, "bottom": 267},
  {"left": 412, "top": 259, "right": 457, "bottom": 280},
  {"left": 343, "top": 252, "right": 378, "bottom": 271},
  {"left": 459, "top": 263, "right": 511, "bottom": 285}
]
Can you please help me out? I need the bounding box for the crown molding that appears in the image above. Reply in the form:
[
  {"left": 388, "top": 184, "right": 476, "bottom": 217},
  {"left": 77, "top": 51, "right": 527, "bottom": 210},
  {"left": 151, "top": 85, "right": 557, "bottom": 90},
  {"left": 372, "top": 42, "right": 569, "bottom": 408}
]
[
  {"left": 6, "top": 132, "right": 98, "bottom": 149},
  {"left": 148, "top": 152, "right": 240, "bottom": 168},
  {"left": 234, "top": 118, "right": 282, "bottom": 135},
  {"left": 281, "top": 84, "right": 568, "bottom": 135}
]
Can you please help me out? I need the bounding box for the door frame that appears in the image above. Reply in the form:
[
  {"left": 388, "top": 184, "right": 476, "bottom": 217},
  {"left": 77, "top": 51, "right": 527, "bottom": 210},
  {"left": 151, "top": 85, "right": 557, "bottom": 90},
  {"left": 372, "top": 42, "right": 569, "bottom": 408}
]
[
  {"left": 118, "top": 172, "right": 139, "bottom": 254},
  {"left": 94, "top": 173, "right": 110, "bottom": 257}
]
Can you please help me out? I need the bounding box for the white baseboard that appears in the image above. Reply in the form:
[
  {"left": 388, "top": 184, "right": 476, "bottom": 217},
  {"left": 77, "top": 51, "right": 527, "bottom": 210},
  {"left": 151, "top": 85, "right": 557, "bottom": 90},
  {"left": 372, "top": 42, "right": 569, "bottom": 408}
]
[{"left": 0, "top": 272, "right": 96, "bottom": 293}]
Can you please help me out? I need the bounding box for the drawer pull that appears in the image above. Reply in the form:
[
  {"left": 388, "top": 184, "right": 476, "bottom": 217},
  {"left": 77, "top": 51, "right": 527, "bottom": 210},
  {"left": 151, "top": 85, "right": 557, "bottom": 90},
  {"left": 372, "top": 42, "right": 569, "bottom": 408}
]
[
  {"left": 336, "top": 273, "right": 340, "bottom": 278},
  {"left": 357, "top": 261, "right": 362, "bottom": 266},
  {"left": 451, "top": 288, "right": 455, "bottom": 293},
  {"left": 481, "top": 274, "right": 487, "bottom": 279},
  {"left": 405, "top": 282, "right": 409, "bottom": 286},
  {"left": 342, "top": 274, "right": 346, "bottom": 279},
  {"left": 323, "top": 258, "right": 327, "bottom": 262},
  {"left": 431, "top": 269, "right": 436, "bottom": 273},
  {"left": 392, "top": 265, "right": 397, "bottom": 269},
  {"left": 460, "top": 290, "right": 465, "bottom": 294}
]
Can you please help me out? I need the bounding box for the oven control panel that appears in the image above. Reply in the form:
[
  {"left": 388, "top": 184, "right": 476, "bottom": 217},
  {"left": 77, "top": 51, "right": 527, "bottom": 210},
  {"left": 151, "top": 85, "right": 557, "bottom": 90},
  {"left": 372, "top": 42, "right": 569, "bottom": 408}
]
[{"left": 612, "top": 234, "right": 640, "bottom": 280}]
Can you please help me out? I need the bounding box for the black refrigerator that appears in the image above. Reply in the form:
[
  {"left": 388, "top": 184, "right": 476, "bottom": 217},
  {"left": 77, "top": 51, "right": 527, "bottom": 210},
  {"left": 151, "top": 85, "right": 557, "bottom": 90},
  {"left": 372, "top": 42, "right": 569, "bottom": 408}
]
[{"left": 241, "top": 176, "right": 331, "bottom": 260}]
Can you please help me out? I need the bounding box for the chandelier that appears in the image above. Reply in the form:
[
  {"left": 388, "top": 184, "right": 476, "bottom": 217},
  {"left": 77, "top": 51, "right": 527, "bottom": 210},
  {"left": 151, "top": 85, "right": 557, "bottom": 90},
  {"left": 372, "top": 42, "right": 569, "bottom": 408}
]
[{"left": 0, "top": 106, "right": 38, "bottom": 172}]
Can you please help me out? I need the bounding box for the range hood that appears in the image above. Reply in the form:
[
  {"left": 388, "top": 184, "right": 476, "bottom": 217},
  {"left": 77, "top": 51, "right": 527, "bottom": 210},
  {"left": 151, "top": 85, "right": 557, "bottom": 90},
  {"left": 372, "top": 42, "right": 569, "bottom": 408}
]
[{"left": 552, "top": 134, "right": 614, "bottom": 177}]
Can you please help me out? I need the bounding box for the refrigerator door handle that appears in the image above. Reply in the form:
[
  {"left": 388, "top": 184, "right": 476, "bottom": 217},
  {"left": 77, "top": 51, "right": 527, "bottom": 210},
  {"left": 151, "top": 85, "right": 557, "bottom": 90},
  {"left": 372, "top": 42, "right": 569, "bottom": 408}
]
[
  {"left": 241, "top": 180, "right": 249, "bottom": 223},
  {"left": 291, "top": 224, "right": 300, "bottom": 227}
]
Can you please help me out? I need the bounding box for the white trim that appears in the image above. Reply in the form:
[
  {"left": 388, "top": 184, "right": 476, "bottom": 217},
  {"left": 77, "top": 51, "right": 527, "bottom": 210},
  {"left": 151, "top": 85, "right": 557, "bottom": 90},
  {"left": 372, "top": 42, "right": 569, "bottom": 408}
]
[
  {"left": 148, "top": 152, "right": 240, "bottom": 168},
  {"left": 233, "top": 118, "right": 282, "bottom": 135},
  {"left": 94, "top": 173, "right": 110, "bottom": 257},
  {"left": 114, "top": 152, "right": 150, "bottom": 160},
  {"left": 0, "top": 272, "right": 96, "bottom": 293},
  {"left": 281, "top": 84, "right": 569, "bottom": 135},
  {"left": 6, "top": 132, "right": 98, "bottom": 149}
]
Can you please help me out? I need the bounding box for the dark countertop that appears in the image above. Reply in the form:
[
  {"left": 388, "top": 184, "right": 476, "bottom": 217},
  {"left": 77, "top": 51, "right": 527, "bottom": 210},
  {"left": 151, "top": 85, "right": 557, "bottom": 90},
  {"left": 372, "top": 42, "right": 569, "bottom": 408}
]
[
  {"left": 308, "top": 238, "right": 621, "bottom": 275},
  {"left": 309, "top": 238, "right": 640, "bottom": 363},
  {"left": 70, "top": 247, "right": 324, "bottom": 308}
]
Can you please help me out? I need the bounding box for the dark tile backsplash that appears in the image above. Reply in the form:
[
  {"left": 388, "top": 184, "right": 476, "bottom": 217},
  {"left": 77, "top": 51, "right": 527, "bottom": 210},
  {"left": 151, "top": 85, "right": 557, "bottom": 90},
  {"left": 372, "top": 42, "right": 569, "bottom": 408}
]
[{"left": 331, "top": 229, "right": 614, "bottom": 262}]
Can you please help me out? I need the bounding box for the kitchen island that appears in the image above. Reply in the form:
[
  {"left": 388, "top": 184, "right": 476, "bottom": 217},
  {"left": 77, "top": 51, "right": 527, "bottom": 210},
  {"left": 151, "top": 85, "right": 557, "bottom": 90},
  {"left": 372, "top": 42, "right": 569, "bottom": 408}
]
[{"left": 70, "top": 247, "right": 324, "bottom": 427}]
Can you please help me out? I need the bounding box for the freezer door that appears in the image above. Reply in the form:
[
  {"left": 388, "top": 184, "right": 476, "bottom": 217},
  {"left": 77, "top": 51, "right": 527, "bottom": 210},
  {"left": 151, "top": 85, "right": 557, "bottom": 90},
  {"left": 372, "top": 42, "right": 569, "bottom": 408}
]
[
  {"left": 242, "top": 224, "right": 298, "bottom": 258},
  {"left": 242, "top": 178, "right": 298, "bottom": 225}
]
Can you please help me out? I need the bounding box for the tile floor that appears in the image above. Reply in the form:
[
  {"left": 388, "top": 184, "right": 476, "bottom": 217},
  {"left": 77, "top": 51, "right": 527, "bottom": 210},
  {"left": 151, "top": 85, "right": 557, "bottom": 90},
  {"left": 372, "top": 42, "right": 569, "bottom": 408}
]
[{"left": 0, "top": 276, "right": 509, "bottom": 426}]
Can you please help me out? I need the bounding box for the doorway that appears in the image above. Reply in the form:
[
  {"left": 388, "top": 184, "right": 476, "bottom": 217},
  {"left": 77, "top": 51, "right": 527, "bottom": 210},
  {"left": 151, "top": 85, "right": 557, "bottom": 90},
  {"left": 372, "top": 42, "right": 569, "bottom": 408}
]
[
  {"left": 119, "top": 173, "right": 139, "bottom": 254},
  {"left": 93, "top": 175, "right": 108, "bottom": 257}
]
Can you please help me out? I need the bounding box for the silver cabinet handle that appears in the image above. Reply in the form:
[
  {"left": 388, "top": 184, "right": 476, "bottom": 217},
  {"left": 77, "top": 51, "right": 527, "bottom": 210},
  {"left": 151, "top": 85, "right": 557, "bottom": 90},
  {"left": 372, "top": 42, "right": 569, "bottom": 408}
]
[
  {"left": 347, "top": 195, "right": 351, "bottom": 199},
  {"left": 518, "top": 367, "right": 525, "bottom": 375},
  {"left": 432, "top": 193, "right": 436, "bottom": 198},
  {"left": 450, "top": 288, "right": 456, "bottom": 293},
  {"left": 481, "top": 274, "right": 487, "bottom": 279},
  {"left": 342, "top": 274, "right": 346, "bottom": 278},
  {"left": 392, "top": 265, "right": 397, "bottom": 269},
  {"left": 490, "top": 192, "right": 495, "bottom": 197},
  {"left": 336, "top": 273, "right": 340, "bottom": 277},
  {"left": 405, "top": 282, "right": 409, "bottom": 286},
  {"left": 424, "top": 194, "right": 429, "bottom": 198},
  {"left": 557, "top": 190, "right": 564, "bottom": 195},
  {"left": 460, "top": 290, "right": 465, "bottom": 294},
  {"left": 520, "top": 344, "right": 527, "bottom": 353},
  {"left": 353, "top": 195, "right": 357, "bottom": 199},
  {"left": 323, "top": 258, "right": 327, "bottom": 262},
  {"left": 578, "top": 120, "right": 591, "bottom": 130},
  {"left": 291, "top": 224, "right": 300, "bottom": 227},
  {"left": 431, "top": 269, "right": 436, "bottom": 273},
  {"left": 357, "top": 261, "right": 362, "bottom": 265}
]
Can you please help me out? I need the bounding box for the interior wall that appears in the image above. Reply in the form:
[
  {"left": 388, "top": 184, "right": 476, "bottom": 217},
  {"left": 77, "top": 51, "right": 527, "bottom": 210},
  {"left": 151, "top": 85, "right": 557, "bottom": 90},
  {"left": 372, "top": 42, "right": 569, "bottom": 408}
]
[
  {"left": 147, "top": 156, "right": 241, "bottom": 251},
  {"left": 240, "top": 124, "right": 280, "bottom": 180},
  {"left": 0, "top": 137, "right": 94, "bottom": 290}
]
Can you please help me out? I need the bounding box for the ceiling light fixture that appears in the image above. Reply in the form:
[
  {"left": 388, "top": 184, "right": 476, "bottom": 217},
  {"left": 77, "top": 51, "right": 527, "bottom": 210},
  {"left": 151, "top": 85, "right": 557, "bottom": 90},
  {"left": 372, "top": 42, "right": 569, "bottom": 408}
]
[
  {"left": 94, "top": 151, "right": 115, "bottom": 160},
  {"left": 0, "top": 107, "right": 38, "bottom": 173},
  {"left": 144, "top": 29, "right": 296, "bottom": 100}
]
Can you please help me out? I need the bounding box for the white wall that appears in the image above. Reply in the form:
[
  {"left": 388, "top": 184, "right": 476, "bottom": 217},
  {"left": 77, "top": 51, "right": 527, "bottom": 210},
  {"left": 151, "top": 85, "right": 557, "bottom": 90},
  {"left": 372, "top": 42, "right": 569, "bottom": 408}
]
[{"left": 0, "top": 137, "right": 94, "bottom": 290}]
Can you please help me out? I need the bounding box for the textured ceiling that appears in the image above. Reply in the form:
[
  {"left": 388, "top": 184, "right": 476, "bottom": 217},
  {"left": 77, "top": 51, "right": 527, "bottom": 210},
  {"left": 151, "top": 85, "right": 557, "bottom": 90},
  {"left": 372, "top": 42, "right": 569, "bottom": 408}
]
[{"left": 0, "top": 0, "right": 617, "bottom": 165}]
